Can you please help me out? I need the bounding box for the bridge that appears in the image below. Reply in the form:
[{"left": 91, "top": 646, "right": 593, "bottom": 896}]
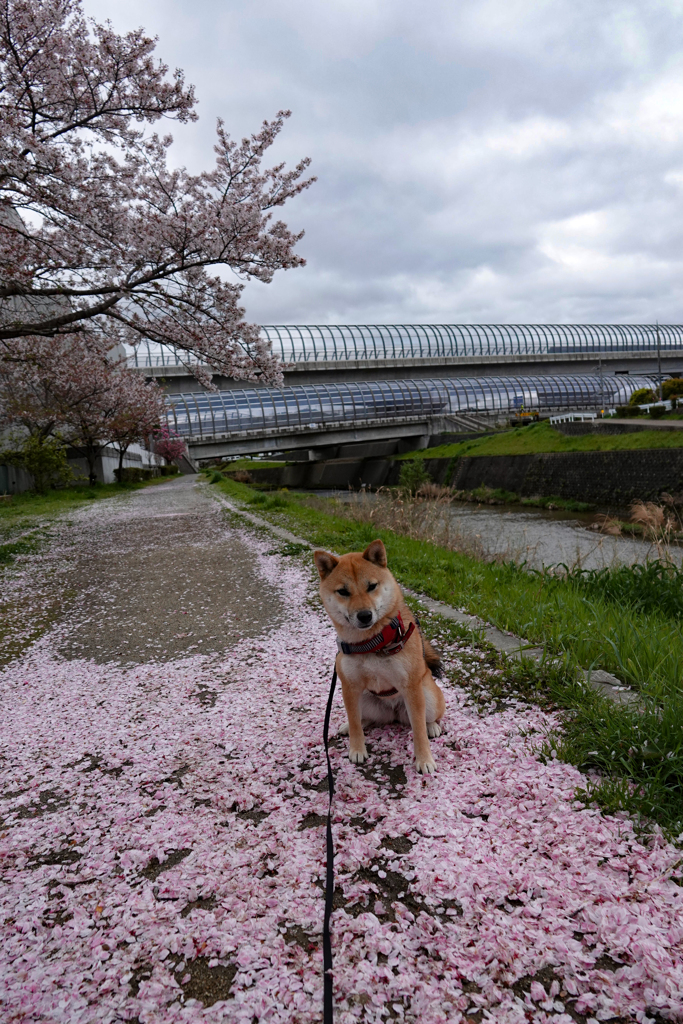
[
  {"left": 130, "top": 323, "right": 683, "bottom": 392},
  {"left": 127, "top": 324, "right": 677, "bottom": 462},
  {"left": 163, "top": 372, "right": 656, "bottom": 462}
]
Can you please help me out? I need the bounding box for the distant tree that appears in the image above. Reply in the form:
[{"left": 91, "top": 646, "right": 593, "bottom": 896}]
[
  {"left": 108, "top": 374, "right": 165, "bottom": 481},
  {"left": 61, "top": 361, "right": 165, "bottom": 485},
  {"left": 0, "top": 334, "right": 165, "bottom": 485},
  {"left": 152, "top": 424, "right": 187, "bottom": 466},
  {"left": 0, "top": 0, "right": 314, "bottom": 386}
]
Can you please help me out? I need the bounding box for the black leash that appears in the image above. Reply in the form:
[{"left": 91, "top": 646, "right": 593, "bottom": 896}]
[{"left": 322, "top": 666, "right": 337, "bottom": 1023}]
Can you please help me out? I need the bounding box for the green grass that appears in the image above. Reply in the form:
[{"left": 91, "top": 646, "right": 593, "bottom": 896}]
[
  {"left": 219, "top": 458, "right": 285, "bottom": 471},
  {"left": 215, "top": 476, "right": 683, "bottom": 836},
  {"left": 452, "top": 484, "right": 594, "bottom": 512},
  {"left": 401, "top": 420, "right": 683, "bottom": 460},
  {"left": 0, "top": 537, "right": 39, "bottom": 564},
  {"left": 559, "top": 561, "right": 683, "bottom": 620}
]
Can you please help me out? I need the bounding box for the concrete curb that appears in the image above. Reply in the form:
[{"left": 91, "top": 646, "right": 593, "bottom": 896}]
[{"left": 209, "top": 485, "right": 636, "bottom": 707}]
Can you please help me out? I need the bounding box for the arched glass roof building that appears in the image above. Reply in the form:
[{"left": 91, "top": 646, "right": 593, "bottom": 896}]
[
  {"left": 165, "top": 374, "right": 655, "bottom": 441},
  {"left": 130, "top": 324, "right": 683, "bottom": 367}
]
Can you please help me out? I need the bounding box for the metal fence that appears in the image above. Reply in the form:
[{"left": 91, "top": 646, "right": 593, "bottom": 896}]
[
  {"left": 128, "top": 324, "right": 683, "bottom": 367},
  {"left": 165, "top": 374, "right": 655, "bottom": 441}
]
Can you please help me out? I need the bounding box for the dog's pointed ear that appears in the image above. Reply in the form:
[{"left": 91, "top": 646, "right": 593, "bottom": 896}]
[
  {"left": 362, "top": 539, "right": 387, "bottom": 567},
  {"left": 314, "top": 549, "right": 339, "bottom": 580}
]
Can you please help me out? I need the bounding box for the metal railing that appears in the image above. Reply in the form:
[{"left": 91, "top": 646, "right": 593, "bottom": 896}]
[
  {"left": 165, "top": 373, "right": 654, "bottom": 441},
  {"left": 128, "top": 324, "right": 683, "bottom": 368}
]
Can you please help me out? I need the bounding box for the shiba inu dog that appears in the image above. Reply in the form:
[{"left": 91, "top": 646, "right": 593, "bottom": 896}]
[{"left": 314, "top": 539, "right": 446, "bottom": 775}]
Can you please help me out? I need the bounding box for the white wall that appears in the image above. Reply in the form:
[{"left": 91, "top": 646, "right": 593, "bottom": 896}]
[{"left": 1, "top": 443, "right": 166, "bottom": 492}]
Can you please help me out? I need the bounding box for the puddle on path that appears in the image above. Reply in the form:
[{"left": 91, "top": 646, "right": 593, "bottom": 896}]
[{"left": 315, "top": 490, "right": 682, "bottom": 570}]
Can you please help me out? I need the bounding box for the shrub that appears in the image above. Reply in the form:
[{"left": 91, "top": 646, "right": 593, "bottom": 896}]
[
  {"left": 247, "top": 491, "right": 289, "bottom": 509},
  {"left": 114, "top": 466, "right": 157, "bottom": 483},
  {"left": 208, "top": 469, "right": 224, "bottom": 483},
  {"left": 649, "top": 405, "right": 667, "bottom": 419},
  {"left": 614, "top": 406, "right": 633, "bottom": 417},
  {"left": 629, "top": 387, "right": 657, "bottom": 405},
  {"left": 0, "top": 433, "right": 72, "bottom": 494},
  {"left": 662, "top": 378, "right": 683, "bottom": 401},
  {"left": 398, "top": 458, "right": 430, "bottom": 496},
  {"left": 159, "top": 464, "right": 179, "bottom": 476}
]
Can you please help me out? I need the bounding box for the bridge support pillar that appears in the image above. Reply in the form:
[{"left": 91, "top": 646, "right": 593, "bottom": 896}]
[{"left": 397, "top": 434, "right": 429, "bottom": 454}]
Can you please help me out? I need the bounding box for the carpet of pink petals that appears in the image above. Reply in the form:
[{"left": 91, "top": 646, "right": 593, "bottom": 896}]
[{"left": 1, "top": 530, "right": 683, "bottom": 1023}]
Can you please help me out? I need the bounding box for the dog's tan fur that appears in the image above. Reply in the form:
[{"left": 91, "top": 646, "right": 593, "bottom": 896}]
[{"left": 314, "top": 539, "right": 446, "bottom": 775}]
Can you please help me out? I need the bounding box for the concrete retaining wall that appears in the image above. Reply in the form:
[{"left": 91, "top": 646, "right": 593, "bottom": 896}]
[
  {"left": 442, "top": 449, "right": 683, "bottom": 505},
  {"left": 242, "top": 446, "right": 683, "bottom": 507}
]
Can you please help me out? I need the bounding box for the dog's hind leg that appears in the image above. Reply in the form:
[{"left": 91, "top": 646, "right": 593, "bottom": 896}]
[{"left": 424, "top": 675, "right": 446, "bottom": 738}]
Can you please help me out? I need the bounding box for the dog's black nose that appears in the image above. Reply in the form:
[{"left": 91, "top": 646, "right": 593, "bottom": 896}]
[{"left": 356, "top": 609, "right": 373, "bottom": 626}]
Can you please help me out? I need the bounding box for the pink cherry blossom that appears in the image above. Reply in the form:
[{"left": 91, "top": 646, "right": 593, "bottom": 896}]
[
  {"left": 152, "top": 424, "right": 187, "bottom": 466},
  {"left": 0, "top": 334, "right": 165, "bottom": 483},
  {"left": 0, "top": 0, "right": 314, "bottom": 385},
  {"left": 0, "top": 503, "right": 682, "bottom": 1023}
]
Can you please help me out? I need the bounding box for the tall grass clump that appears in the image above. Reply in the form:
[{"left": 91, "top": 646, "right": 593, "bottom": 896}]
[{"left": 559, "top": 560, "right": 683, "bottom": 620}]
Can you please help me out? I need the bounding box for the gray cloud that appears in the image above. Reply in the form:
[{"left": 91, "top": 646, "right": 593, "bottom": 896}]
[{"left": 85, "top": 0, "right": 683, "bottom": 324}]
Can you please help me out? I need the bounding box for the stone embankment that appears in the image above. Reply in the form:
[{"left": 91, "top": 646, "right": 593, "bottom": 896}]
[
  {"left": 241, "top": 420, "right": 683, "bottom": 506},
  {"left": 239, "top": 447, "right": 683, "bottom": 505}
]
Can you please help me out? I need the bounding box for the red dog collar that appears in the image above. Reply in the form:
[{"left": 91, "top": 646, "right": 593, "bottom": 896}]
[{"left": 338, "top": 612, "right": 415, "bottom": 658}]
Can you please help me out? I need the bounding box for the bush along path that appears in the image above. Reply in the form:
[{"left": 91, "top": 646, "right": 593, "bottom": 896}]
[{"left": 1, "top": 477, "right": 683, "bottom": 1023}]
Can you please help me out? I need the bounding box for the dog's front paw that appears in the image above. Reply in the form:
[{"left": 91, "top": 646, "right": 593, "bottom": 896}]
[
  {"left": 416, "top": 757, "right": 437, "bottom": 775},
  {"left": 427, "top": 721, "right": 442, "bottom": 738},
  {"left": 337, "top": 720, "right": 350, "bottom": 737},
  {"left": 349, "top": 747, "right": 368, "bottom": 764}
]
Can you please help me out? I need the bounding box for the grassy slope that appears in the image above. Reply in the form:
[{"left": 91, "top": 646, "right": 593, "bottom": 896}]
[
  {"left": 219, "top": 458, "right": 285, "bottom": 471},
  {"left": 404, "top": 420, "right": 683, "bottom": 460},
  {"left": 216, "top": 475, "right": 683, "bottom": 835}
]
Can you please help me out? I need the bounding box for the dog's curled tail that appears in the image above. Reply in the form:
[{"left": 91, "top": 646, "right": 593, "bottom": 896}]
[{"left": 423, "top": 638, "right": 444, "bottom": 679}]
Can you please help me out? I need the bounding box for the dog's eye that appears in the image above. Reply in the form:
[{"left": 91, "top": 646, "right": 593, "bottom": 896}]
[
  {"left": 336, "top": 587, "right": 350, "bottom": 597},
  {"left": 367, "top": 582, "right": 378, "bottom": 592}
]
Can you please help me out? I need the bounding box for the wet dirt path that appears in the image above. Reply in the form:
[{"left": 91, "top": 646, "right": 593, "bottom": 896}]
[
  {"left": 55, "top": 475, "right": 284, "bottom": 664},
  {"left": 1, "top": 476, "right": 284, "bottom": 666}
]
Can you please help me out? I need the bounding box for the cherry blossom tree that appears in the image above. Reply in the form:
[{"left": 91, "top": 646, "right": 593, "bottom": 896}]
[
  {"left": 0, "top": 335, "right": 164, "bottom": 485},
  {"left": 108, "top": 374, "right": 166, "bottom": 481},
  {"left": 152, "top": 424, "right": 187, "bottom": 467},
  {"left": 0, "top": 0, "right": 315, "bottom": 386},
  {"left": 59, "top": 360, "right": 165, "bottom": 486}
]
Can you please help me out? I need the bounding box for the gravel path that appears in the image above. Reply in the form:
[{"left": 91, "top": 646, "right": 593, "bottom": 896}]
[
  {"left": 1, "top": 479, "right": 682, "bottom": 1024},
  {"left": 0, "top": 477, "right": 283, "bottom": 666},
  {"left": 55, "top": 476, "right": 284, "bottom": 664}
]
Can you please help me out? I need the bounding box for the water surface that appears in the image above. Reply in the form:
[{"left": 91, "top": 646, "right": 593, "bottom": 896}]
[{"left": 314, "top": 490, "right": 682, "bottom": 571}]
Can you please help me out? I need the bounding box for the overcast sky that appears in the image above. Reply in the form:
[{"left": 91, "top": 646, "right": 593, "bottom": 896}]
[{"left": 85, "top": 0, "right": 683, "bottom": 326}]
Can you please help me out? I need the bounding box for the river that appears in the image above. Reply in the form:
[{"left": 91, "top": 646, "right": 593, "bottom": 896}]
[{"left": 315, "top": 491, "right": 682, "bottom": 570}]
